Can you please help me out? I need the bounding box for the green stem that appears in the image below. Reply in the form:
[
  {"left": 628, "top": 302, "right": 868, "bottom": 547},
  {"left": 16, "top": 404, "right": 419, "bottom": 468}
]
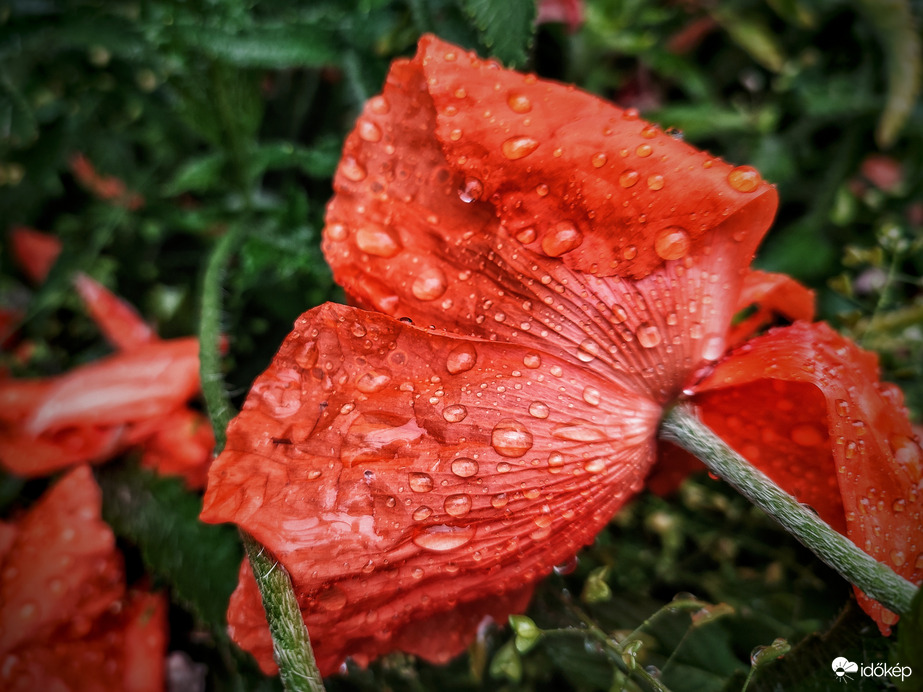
[
  {"left": 199, "top": 223, "right": 325, "bottom": 692},
  {"left": 659, "top": 404, "right": 918, "bottom": 616}
]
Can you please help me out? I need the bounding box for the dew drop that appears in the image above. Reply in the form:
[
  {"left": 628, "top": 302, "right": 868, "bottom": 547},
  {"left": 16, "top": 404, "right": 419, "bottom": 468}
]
[
  {"left": 350, "top": 322, "right": 367, "bottom": 338},
  {"left": 591, "top": 152, "right": 608, "bottom": 168},
  {"left": 548, "top": 451, "right": 565, "bottom": 472},
  {"left": 327, "top": 223, "right": 348, "bottom": 241},
  {"left": 584, "top": 458, "right": 606, "bottom": 473},
  {"left": 535, "top": 183, "right": 550, "bottom": 197},
  {"left": 892, "top": 499, "right": 906, "bottom": 513},
  {"left": 491, "top": 493, "right": 509, "bottom": 508},
  {"left": 409, "top": 472, "right": 435, "bottom": 493},
  {"left": 654, "top": 226, "right": 690, "bottom": 260},
  {"left": 411, "top": 266, "right": 449, "bottom": 301},
  {"left": 355, "top": 223, "right": 402, "bottom": 258},
  {"left": 542, "top": 221, "right": 583, "bottom": 257},
  {"left": 413, "top": 524, "right": 476, "bottom": 551},
  {"left": 890, "top": 549, "right": 907, "bottom": 567},
  {"left": 358, "top": 120, "right": 382, "bottom": 142},
  {"left": 502, "top": 136, "right": 540, "bottom": 160},
  {"left": 728, "top": 166, "right": 762, "bottom": 193},
  {"left": 623, "top": 245, "right": 638, "bottom": 260},
  {"left": 582, "top": 386, "right": 601, "bottom": 406},
  {"left": 356, "top": 371, "right": 391, "bottom": 394},
  {"left": 458, "top": 177, "right": 484, "bottom": 203},
  {"left": 647, "top": 174, "right": 664, "bottom": 191},
  {"left": 341, "top": 157, "right": 367, "bottom": 182},
  {"left": 523, "top": 352, "right": 542, "bottom": 368},
  {"left": 702, "top": 334, "right": 725, "bottom": 361},
  {"left": 516, "top": 227, "right": 537, "bottom": 244},
  {"left": 446, "top": 343, "right": 477, "bottom": 374},
  {"left": 577, "top": 338, "right": 600, "bottom": 362},
  {"left": 637, "top": 323, "right": 662, "bottom": 348},
  {"left": 369, "top": 95, "right": 390, "bottom": 114},
  {"left": 412, "top": 506, "right": 433, "bottom": 521},
  {"left": 835, "top": 399, "right": 849, "bottom": 417},
  {"left": 619, "top": 170, "right": 639, "bottom": 188},
  {"left": 553, "top": 421, "right": 607, "bottom": 442},
  {"left": 411, "top": 567, "right": 425, "bottom": 579},
  {"left": 451, "top": 458, "right": 479, "bottom": 478},
  {"left": 497, "top": 462, "right": 511, "bottom": 473},
  {"left": 444, "top": 494, "right": 472, "bottom": 517},
  {"left": 443, "top": 404, "right": 468, "bottom": 423},
  {"left": 491, "top": 419, "right": 534, "bottom": 457},
  {"left": 507, "top": 92, "right": 533, "bottom": 113},
  {"left": 554, "top": 556, "right": 578, "bottom": 575},
  {"left": 528, "top": 401, "right": 550, "bottom": 419},
  {"left": 636, "top": 144, "right": 652, "bottom": 158}
]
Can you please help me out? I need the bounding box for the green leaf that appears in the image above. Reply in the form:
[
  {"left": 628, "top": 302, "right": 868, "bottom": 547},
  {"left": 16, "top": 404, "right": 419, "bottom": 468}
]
[
  {"left": 894, "top": 587, "right": 923, "bottom": 691},
  {"left": 179, "top": 23, "right": 340, "bottom": 69},
  {"left": 461, "top": 0, "right": 536, "bottom": 68},
  {"left": 164, "top": 152, "right": 228, "bottom": 195},
  {"left": 711, "top": 8, "right": 786, "bottom": 73},
  {"left": 250, "top": 138, "right": 342, "bottom": 180},
  {"left": 98, "top": 464, "right": 242, "bottom": 631}
]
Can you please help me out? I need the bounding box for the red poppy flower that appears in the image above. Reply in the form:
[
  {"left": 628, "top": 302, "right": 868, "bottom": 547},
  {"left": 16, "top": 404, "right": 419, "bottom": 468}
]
[
  {"left": 0, "top": 275, "right": 211, "bottom": 487},
  {"left": 69, "top": 153, "right": 145, "bottom": 211},
  {"left": 201, "top": 35, "right": 922, "bottom": 674},
  {"left": 9, "top": 227, "right": 62, "bottom": 285},
  {"left": 0, "top": 466, "right": 167, "bottom": 692}
]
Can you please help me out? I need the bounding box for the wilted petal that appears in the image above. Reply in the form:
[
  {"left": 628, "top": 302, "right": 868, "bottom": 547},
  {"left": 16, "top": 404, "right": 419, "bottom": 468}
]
[
  {"left": 691, "top": 322, "right": 923, "bottom": 632},
  {"left": 9, "top": 227, "right": 61, "bottom": 285},
  {"left": 324, "top": 35, "right": 778, "bottom": 403},
  {"left": 74, "top": 274, "right": 157, "bottom": 351},
  {"left": 0, "top": 466, "right": 123, "bottom": 654},
  {"left": 25, "top": 337, "right": 200, "bottom": 434},
  {"left": 202, "top": 302, "right": 660, "bottom": 673}
]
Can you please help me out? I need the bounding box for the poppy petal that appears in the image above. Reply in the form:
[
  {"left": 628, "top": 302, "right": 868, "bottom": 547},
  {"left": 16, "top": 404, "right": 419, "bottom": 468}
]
[
  {"left": 9, "top": 227, "right": 62, "bottom": 285},
  {"left": 24, "top": 337, "right": 200, "bottom": 434},
  {"left": 323, "top": 35, "right": 778, "bottom": 403},
  {"left": 0, "top": 425, "right": 125, "bottom": 476},
  {"left": 727, "top": 269, "right": 816, "bottom": 345},
  {"left": 0, "top": 466, "right": 123, "bottom": 654},
  {"left": 74, "top": 274, "right": 158, "bottom": 351},
  {"left": 691, "top": 321, "right": 922, "bottom": 632},
  {"left": 202, "top": 302, "right": 659, "bottom": 673}
]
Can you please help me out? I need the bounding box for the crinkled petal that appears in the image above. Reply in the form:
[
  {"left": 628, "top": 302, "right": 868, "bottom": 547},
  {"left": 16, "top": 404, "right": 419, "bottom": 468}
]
[
  {"left": 691, "top": 322, "right": 923, "bottom": 632},
  {"left": 25, "top": 337, "right": 200, "bottom": 434},
  {"left": 324, "top": 35, "right": 778, "bottom": 402},
  {"left": 727, "top": 269, "right": 816, "bottom": 345},
  {"left": 202, "top": 302, "right": 659, "bottom": 673},
  {"left": 74, "top": 274, "right": 157, "bottom": 351},
  {"left": 0, "top": 466, "right": 123, "bottom": 654},
  {"left": 9, "top": 227, "right": 61, "bottom": 285}
]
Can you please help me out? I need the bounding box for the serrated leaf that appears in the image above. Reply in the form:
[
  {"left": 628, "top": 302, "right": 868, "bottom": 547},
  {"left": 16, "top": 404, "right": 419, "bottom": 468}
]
[
  {"left": 462, "top": 0, "right": 536, "bottom": 68},
  {"left": 179, "top": 23, "right": 340, "bottom": 69},
  {"left": 98, "top": 464, "right": 242, "bottom": 631},
  {"left": 164, "top": 152, "right": 228, "bottom": 195}
]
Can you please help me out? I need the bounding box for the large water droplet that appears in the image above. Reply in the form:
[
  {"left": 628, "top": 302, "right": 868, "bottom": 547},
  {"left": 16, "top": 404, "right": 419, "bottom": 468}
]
[
  {"left": 443, "top": 404, "right": 468, "bottom": 423},
  {"left": 647, "top": 174, "right": 664, "bottom": 191},
  {"left": 548, "top": 451, "right": 565, "bottom": 473},
  {"left": 444, "top": 494, "right": 472, "bottom": 517},
  {"left": 502, "top": 136, "right": 540, "bottom": 160},
  {"left": 542, "top": 222, "right": 583, "bottom": 257},
  {"left": 413, "top": 524, "right": 476, "bottom": 551},
  {"left": 341, "top": 156, "right": 367, "bottom": 182},
  {"left": 728, "top": 166, "right": 761, "bottom": 193},
  {"left": 317, "top": 586, "right": 348, "bottom": 611},
  {"left": 358, "top": 120, "right": 382, "bottom": 142},
  {"left": 577, "top": 338, "right": 600, "bottom": 362},
  {"left": 412, "top": 266, "right": 448, "bottom": 301},
  {"left": 356, "top": 371, "right": 391, "bottom": 394},
  {"left": 637, "top": 324, "right": 662, "bottom": 348},
  {"left": 582, "top": 386, "right": 601, "bottom": 406},
  {"left": 890, "top": 549, "right": 906, "bottom": 567},
  {"left": 636, "top": 144, "right": 652, "bottom": 158},
  {"left": 654, "top": 226, "right": 690, "bottom": 260},
  {"left": 409, "top": 472, "right": 434, "bottom": 493},
  {"left": 451, "top": 458, "right": 479, "bottom": 478},
  {"left": 446, "top": 343, "right": 477, "bottom": 374},
  {"left": 491, "top": 419, "right": 534, "bottom": 457},
  {"left": 369, "top": 95, "right": 390, "bottom": 114},
  {"left": 523, "top": 352, "right": 542, "bottom": 369},
  {"left": 491, "top": 493, "right": 508, "bottom": 508},
  {"left": 619, "top": 170, "right": 639, "bottom": 188},
  {"left": 355, "top": 223, "right": 402, "bottom": 258},
  {"left": 507, "top": 92, "right": 532, "bottom": 113},
  {"left": 528, "top": 401, "right": 550, "bottom": 419},
  {"left": 412, "top": 506, "right": 433, "bottom": 521},
  {"left": 591, "top": 152, "right": 607, "bottom": 168},
  {"left": 552, "top": 420, "right": 607, "bottom": 442},
  {"left": 458, "top": 177, "right": 484, "bottom": 203}
]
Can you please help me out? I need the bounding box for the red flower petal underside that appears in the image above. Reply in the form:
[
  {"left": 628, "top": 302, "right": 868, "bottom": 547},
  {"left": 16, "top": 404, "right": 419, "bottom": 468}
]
[
  {"left": 0, "top": 425, "right": 125, "bottom": 476},
  {"left": 25, "top": 337, "right": 200, "bottom": 434},
  {"left": 692, "top": 322, "right": 923, "bottom": 632},
  {"left": 74, "top": 274, "right": 158, "bottom": 351},
  {"left": 727, "top": 269, "right": 816, "bottom": 346},
  {"left": 202, "top": 302, "right": 660, "bottom": 673},
  {"left": 0, "top": 466, "right": 123, "bottom": 654},
  {"left": 324, "top": 35, "right": 778, "bottom": 403},
  {"left": 9, "top": 227, "right": 62, "bottom": 285}
]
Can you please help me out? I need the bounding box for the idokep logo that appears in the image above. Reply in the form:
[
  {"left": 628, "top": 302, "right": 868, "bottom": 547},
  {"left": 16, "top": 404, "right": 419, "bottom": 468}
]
[{"left": 831, "top": 656, "right": 913, "bottom": 684}]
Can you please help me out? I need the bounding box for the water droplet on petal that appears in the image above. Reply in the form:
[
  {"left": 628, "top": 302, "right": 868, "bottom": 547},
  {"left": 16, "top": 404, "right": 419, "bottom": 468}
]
[
  {"left": 702, "top": 334, "right": 725, "bottom": 361},
  {"left": 358, "top": 120, "right": 382, "bottom": 142},
  {"left": 636, "top": 144, "right": 652, "bottom": 158},
  {"left": 412, "top": 266, "right": 448, "bottom": 301},
  {"left": 552, "top": 421, "right": 607, "bottom": 442},
  {"left": 317, "top": 586, "right": 348, "bottom": 611},
  {"left": 491, "top": 493, "right": 508, "bottom": 508},
  {"left": 446, "top": 343, "right": 477, "bottom": 374},
  {"left": 548, "top": 451, "right": 565, "bottom": 473},
  {"left": 577, "top": 339, "right": 600, "bottom": 362},
  {"left": 542, "top": 221, "right": 583, "bottom": 257},
  {"left": 528, "top": 401, "right": 550, "bottom": 419},
  {"left": 654, "top": 226, "right": 690, "bottom": 260},
  {"left": 409, "top": 472, "right": 434, "bottom": 493},
  {"left": 491, "top": 419, "right": 534, "bottom": 457},
  {"left": 350, "top": 322, "right": 367, "bottom": 338},
  {"left": 507, "top": 92, "right": 533, "bottom": 113},
  {"left": 355, "top": 223, "right": 402, "bottom": 258},
  {"left": 516, "top": 227, "right": 537, "bottom": 244},
  {"left": 341, "top": 156, "right": 367, "bottom": 182},
  {"left": 591, "top": 152, "right": 607, "bottom": 168},
  {"left": 502, "top": 136, "right": 540, "bottom": 160},
  {"left": 835, "top": 399, "right": 849, "bottom": 417},
  {"left": 357, "top": 371, "right": 391, "bottom": 394},
  {"left": 443, "top": 404, "right": 468, "bottom": 423},
  {"left": 623, "top": 245, "right": 638, "bottom": 260},
  {"left": 327, "top": 223, "right": 348, "bottom": 241},
  {"left": 535, "top": 183, "right": 549, "bottom": 197},
  {"left": 444, "top": 494, "right": 472, "bottom": 517},
  {"left": 458, "top": 177, "right": 484, "bottom": 203},
  {"left": 619, "top": 170, "right": 640, "bottom": 188},
  {"left": 640, "top": 125, "right": 659, "bottom": 139},
  {"left": 523, "top": 352, "right": 542, "bottom": 368},
  {"left": 890, "top": 549, "right": 906, "bottom": 567},
  {"left": 412, "top": 506, "right": 433, "bottom": 521},
  {"left": 554, "top": 555, "right": 579, "bottom": 575},
  {"left": 411, "top": 567, "right": 425, "bottom": 579},
  {"left": 451, "top": 458, "right": 479, "bottom": 478},
  {"left": 647, "top": 174, "right": 664, "bottom": 190},
  {"left": 637, "top": 324, "right": 662, "bottom": 348},
  {"left": 892, "top": 499, "right": 906, "bottom": 513},
  {"left": 413, "top": 524, "right": 476, "bottom": 551},
  {"left": 582, "top": 386, "right": 601, "bottom": 406},
  {"left": 728, "top": 166, "right": 761, "bottom": 193},
  {"left": 369, "top": 95, "right": 390, "bottom": 114}
]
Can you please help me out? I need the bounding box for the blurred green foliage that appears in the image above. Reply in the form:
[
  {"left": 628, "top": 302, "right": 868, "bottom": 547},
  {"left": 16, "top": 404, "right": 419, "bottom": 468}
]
[{"left": 1, "top": 0, "right": 921, "bottom": 690}]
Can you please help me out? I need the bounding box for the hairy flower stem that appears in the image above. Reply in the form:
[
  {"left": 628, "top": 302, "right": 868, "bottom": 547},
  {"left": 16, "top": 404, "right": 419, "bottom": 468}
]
[
  {"left": 200, "top": 223, "right": 325, "bottom": 692},
  {"left": 660, "top": 404, "right": 918, "bottom": 616}
]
